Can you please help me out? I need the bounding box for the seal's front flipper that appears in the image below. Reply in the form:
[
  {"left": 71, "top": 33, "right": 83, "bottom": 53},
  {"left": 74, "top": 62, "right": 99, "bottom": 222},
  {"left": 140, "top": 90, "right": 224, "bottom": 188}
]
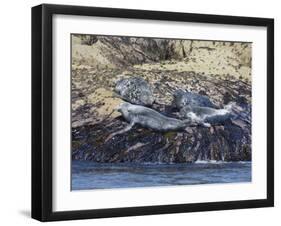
[
  {"left": 105, "top": 121, "right": 135, "bottom": 142},
  {"left": 202, "top": 122, "right": 211, "bottom": 127}
]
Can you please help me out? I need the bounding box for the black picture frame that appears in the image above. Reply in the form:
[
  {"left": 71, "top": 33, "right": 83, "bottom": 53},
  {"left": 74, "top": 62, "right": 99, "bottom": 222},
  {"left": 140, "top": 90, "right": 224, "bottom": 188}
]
[{"left": 32, "top": 3, "right": 274, "bottom": 222}]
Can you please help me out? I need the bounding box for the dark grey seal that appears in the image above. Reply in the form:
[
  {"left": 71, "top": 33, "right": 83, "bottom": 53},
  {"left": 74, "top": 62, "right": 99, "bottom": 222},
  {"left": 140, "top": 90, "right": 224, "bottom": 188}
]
[
  {"left": 179, "top": 103, "right": 234, "bottom": 126},
  {"left": 115, "top": 77, "right": 154, "bottom": 106},
  {"left": 173, "top": 89, "right": 216, "bottom": 109}
]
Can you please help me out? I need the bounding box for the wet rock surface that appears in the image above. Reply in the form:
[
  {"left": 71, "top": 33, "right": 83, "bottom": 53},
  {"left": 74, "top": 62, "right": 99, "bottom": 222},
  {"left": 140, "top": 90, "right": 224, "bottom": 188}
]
[{"left": 72, "top": 111, "right": 251, "bottom": 163}]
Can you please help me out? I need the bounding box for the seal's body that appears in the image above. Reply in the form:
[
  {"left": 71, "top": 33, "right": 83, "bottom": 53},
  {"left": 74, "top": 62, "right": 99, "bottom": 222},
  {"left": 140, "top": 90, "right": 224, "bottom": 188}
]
[
  {"left": 115, "top": 77, "right": 154, "bottom": 106},
  {"left": 180, "top": 104, "right": 233, "bottom": 124},
  {"left": 117, "top": 102, "right": 193, "bottom": 131},
  {"left": 173, "top": 89, "right": 215, "bottom": 109}
]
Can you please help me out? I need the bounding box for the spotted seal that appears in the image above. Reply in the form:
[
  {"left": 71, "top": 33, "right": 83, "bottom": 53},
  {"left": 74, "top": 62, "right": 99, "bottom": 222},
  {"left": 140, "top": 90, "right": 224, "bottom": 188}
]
[
  {"left": 115, "top": 77, "right": 154, "bottom": 106},
  {"left": 173, "top": 89, "right": 216, "bottom": 109}
]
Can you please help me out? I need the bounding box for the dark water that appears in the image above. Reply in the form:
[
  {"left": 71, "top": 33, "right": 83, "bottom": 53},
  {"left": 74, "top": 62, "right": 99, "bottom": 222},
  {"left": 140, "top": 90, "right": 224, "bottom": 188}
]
[{"left": 72, "top": 160, "right": 251, "bottom": 190}]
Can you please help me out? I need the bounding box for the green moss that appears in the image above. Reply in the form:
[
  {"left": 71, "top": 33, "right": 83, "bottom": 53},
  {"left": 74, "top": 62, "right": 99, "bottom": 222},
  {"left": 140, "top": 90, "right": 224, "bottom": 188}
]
[
  {"left": 72, "top": 140, "right": 82, "bottom": 150},
  {"left": 127, "top": 132, "right": 137, "bottom": 141},
  {"left": 241, "top": 145, "right": 251, "bottom": 161},
  {"left": 163, "top": 131, "right": 176, "bottom": 141}
]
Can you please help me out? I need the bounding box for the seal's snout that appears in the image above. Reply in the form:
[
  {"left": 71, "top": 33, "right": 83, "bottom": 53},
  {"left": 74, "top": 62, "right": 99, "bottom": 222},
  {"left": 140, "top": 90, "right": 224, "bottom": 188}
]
[
  {"left": 115, "top": 104, "right": 122, "bottom": 112},
  {"left": 115, "top": 102, "right": 128, "bottom": 112}
]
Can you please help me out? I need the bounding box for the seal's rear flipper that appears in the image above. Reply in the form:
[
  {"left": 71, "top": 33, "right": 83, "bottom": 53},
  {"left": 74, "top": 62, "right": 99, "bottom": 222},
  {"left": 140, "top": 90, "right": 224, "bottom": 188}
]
[{"left": 224, "top": 101, "right": 237, "bottom": 111}]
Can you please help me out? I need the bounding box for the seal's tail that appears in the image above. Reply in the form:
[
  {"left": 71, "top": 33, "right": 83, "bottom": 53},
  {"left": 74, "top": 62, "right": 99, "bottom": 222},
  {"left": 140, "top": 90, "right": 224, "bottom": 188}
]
[{"left": 224, "top": 102, "right": 236, "bottom": 112}]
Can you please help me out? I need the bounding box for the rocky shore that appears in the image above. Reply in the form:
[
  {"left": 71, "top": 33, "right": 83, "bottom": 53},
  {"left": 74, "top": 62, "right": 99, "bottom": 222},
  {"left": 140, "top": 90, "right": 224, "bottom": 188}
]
[{"left": 71, "top": 35, "right": 252, "bottom": 163}]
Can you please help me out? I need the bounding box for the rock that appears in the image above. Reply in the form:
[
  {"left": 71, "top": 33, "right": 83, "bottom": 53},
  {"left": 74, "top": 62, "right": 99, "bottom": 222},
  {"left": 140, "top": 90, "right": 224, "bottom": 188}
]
[
  {"left": 72, "top": 88, "right": 124, "bottom": 128},
  {"left": 71, "top": 36, "right": 252, "bottom": 163},
  {"left": 80, "top": 35, "right": 98, "bottom": 45},
  {"left": 115, "top": 77, "right": 154, "bottom": 106},
  {"left": 71, "top": 74, "right": 251, "bottom": 163}
]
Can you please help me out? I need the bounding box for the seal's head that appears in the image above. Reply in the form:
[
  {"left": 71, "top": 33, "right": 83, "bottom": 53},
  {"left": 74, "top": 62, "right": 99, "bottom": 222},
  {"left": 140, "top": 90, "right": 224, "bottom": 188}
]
[
  {"left": 115, "top": 102, "right": 131, "bottom": 120},
  {"left": 115, "top": 79, "right": 130, "bottom": 95},
  {"left": 115, "top": 77, "right": 154, "bottom": 106}
]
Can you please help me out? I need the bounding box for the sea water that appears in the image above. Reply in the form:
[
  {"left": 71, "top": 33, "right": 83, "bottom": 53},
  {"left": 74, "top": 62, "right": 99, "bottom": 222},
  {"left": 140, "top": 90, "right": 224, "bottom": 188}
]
[{"left": 71, "top": 160, "right": 251, "bottom": 190}]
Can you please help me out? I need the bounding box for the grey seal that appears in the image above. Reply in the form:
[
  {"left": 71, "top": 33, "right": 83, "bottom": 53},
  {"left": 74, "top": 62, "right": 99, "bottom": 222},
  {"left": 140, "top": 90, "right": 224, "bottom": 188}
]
[
  {"left": 118, "top": 102, "right": 195, "bottom": 131},
  {"left": 179, "top": 103, "right": 234, "bottom": 126},
  {"left": 115, "top": 77, "right": 154, "bottom": 106},
  {"left": 173, "top": 89, "right": 216, "bottom": 109},
  {"left": 105, "top": 102, "right": 203, "bottom": 142}
]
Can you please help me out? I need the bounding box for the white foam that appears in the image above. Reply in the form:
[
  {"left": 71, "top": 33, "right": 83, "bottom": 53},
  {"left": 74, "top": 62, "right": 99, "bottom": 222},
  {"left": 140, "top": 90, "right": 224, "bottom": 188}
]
[
  {"left": 195, "top": 160, "right": 223, "bottom": 164},
  {"left": 195, "top": 160, "right": 251, "bottom": 164}
]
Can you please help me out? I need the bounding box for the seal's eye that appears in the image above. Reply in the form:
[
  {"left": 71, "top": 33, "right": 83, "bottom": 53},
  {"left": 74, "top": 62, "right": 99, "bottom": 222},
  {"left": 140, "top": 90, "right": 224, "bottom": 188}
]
[{"left": 115, "top": 105, "right": 122, "bottom": 112}]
